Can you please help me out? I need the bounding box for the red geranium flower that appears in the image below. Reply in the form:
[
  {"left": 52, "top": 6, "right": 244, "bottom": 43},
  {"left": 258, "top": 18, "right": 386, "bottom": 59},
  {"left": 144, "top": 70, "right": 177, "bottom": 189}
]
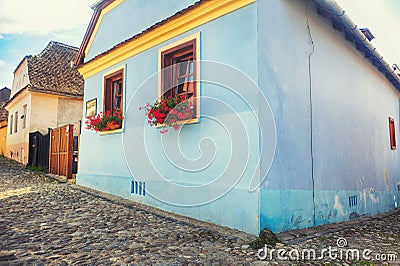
[{"left": 141, "top": 95, "right": 194, "bottom": 133}]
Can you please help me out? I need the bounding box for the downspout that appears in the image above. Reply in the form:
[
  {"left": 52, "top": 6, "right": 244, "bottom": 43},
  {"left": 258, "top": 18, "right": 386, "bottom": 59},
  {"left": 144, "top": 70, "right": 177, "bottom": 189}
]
[{"left": 311, "top": 0, "right": 400, "bottom": 84}]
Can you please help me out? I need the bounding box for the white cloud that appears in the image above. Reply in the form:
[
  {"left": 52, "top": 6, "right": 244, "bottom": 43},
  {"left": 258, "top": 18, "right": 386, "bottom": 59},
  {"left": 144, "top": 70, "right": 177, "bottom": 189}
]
[
  {"left": 0, "top": 0, "right": 94, "bottom": 36},
  {"left": 0, "top": 60, "right": 7, "bottom": 68}
]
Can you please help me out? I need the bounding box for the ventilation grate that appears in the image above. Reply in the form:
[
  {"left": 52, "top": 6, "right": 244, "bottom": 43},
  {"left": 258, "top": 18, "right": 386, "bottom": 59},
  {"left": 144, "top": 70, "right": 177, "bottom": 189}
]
[
  {"left": 131, "top": 180, "right": 146, "bottom": 196},
  {"left": 349, "top": 195, "right": 358, "bottom": 208}
]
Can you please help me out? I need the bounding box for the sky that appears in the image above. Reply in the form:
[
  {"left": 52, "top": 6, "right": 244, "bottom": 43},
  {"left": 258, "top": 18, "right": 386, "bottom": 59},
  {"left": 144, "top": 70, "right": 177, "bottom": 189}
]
[
  {"left": 0, "top": 0, "right": 399, "bottom": 90},
  {"left": 0, "top": 0, "right": 94, "bottom": 89}
]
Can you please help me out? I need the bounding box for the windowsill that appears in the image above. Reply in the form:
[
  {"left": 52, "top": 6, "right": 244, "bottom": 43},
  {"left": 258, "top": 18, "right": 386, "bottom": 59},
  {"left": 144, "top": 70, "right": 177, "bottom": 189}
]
[{"left": 98, "top": 128, "right": 123, "bottom": 135}]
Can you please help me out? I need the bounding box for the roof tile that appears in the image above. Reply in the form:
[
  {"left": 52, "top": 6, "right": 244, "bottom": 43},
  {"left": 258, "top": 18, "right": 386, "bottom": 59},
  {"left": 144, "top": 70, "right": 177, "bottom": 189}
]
[
  {"left": 0, "top": 101, "right": 8, "bottom": 122},
  {"left": 28, "top": 41, "right": 84, "bottom": 97}
]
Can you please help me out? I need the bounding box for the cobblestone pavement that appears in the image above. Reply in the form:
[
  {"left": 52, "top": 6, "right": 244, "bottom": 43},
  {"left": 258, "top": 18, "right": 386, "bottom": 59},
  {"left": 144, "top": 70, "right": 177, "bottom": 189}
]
[{"left": 0, "top": 156, "right": 399, "bottom": 265}]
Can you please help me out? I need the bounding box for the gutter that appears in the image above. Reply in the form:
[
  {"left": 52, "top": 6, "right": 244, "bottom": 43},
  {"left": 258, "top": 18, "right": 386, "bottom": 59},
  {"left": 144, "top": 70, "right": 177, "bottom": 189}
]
[{"left": 311, "top": 0, "right": 400, "bottom": 92}]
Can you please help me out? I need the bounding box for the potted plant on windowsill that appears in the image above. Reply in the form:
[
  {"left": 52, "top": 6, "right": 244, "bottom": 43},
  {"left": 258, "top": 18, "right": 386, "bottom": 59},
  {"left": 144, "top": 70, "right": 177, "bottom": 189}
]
[
  {"left": 85, "top": 110, "right": 123, "bottom": 132},
  {"left": 141, "top": 95, "right": 194, "bottom": 133}
]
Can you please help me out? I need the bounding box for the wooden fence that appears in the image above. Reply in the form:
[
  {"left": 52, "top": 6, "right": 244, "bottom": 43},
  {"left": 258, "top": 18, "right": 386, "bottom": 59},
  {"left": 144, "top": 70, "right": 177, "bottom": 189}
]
[{"left": 49, "top": 124, "right": 74, "bottom": 179}]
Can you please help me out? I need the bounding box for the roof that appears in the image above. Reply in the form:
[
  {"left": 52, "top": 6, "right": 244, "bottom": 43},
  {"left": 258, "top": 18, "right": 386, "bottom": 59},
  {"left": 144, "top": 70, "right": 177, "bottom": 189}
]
[
  {"left": 74, "top": 0, "right": 116, "bottom": 66},
  {"left": 75, "top": 0, "right": 400, "bottom": 92},
  {"left": 0, "top": 87, "right": 11, "bottom": 102},
  {"left": 74, "top": 0, "right": 204, "bottom": 66},
  {"left": 312, "top": 0, "right": 400, "bottom": 92},
  {"left": 26, "top": 41, "right": 84, "bottom": 97},
  {"left": 0, "top": 100, "right": 8, "bottom": 122},
  {"left": 0, "top": 88, "right": 10, "bottom": 122}
]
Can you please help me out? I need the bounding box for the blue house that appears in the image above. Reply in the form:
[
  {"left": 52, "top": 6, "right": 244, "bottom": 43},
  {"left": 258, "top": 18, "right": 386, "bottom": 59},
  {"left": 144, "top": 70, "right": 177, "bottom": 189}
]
[{"left": 75, "top": 0, "right": 400, "bottom": 235}]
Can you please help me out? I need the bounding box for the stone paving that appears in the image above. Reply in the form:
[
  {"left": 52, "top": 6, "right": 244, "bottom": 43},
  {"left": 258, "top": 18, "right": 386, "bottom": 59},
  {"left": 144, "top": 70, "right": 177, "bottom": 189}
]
[{"left": 0, "top": 156, "right": 399, "bottom": 265}]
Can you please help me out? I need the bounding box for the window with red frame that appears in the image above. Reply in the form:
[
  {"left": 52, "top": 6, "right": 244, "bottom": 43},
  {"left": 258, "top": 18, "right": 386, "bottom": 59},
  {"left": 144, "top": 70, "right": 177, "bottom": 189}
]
[
  {"left": 104, "top": 69, "right": 123, "bottom": 115},
  {"left": 161, "top": 39, "right": 197, "bottom": 118},
  {"left": 389, "top": 117, "right": 396, "bottom": 150}
]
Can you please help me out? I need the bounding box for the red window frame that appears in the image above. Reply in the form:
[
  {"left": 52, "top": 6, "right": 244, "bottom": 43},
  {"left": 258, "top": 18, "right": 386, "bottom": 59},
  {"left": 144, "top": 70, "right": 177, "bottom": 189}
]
[
  {"left": 389, "top": 117, "right": 396, "bottom": 150},
  {"left": 161, "top": 39, "right": 197, "bottom": 118},
  {"left": 104, "top": 69, "right": 123, "bottom": 115}
]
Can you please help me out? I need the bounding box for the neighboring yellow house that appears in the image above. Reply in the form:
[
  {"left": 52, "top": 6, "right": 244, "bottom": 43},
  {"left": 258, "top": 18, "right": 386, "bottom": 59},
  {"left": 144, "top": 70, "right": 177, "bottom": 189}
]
[
  {"left": 0, "top": 87, "right": 11, "bottom": 156},
  {"left": 5, "top": 41, "right": 84, "bottom": 164},
  {"left": 0, "top": 120, "right": 7, "bottom": 156}
]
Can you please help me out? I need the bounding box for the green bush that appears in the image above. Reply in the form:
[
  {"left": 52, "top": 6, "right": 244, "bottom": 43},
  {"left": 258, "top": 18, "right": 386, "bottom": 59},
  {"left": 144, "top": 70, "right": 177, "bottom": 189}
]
[{"left": 28, "top": 165, "right": 44, "bottom": 172}]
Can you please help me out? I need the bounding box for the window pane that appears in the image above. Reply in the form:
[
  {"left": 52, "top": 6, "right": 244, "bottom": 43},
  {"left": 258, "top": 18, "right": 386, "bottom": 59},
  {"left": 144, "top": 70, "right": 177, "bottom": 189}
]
[
  {"left": 14, "top": 111, "right": 18, "bottom": 133},
  {"left": 160, "top": 37, "right": 198, "bottom": 119},
  {"left": 104, "top": 70, "right": 123, "bottom": 116},
  {"left": 389, "top": 118, "right": 396, "bottom": 150}
]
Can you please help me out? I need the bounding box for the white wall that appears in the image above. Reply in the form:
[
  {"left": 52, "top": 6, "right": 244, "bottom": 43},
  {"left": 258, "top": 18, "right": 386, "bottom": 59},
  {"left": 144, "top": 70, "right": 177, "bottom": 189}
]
[
  {"left": 57, "top": 97, "right": 83, "bottom": 135},
  {"left": 11, "top": 59, "right": 30, "bottom": 98}
]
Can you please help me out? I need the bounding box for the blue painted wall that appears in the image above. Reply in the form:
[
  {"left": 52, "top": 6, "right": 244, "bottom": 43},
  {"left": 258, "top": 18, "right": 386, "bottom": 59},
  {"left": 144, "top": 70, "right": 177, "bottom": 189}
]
[
  {"left": 78, "top": 2, "right": 262, "bottom": 235},
  {"left": 79, "top": 0, "right": 400, "bottom": 235},
  {"left": 87, "top": 0, "right": 198, "bottom": 62},
  {"left": 258, "top": 0, "right": 400, "bottom": 233}
]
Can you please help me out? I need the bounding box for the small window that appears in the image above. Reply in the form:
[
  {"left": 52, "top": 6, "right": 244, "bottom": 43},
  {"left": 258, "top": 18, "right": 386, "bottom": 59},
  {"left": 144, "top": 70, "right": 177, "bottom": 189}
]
[
  {"left": 101, "top": 65, "right": 125, "bottom": 133},
  {"left": 14, "top": 111, "right": 18, "bottom": 133},
  {"left": 9, "top": 115, "right": 13, "bottom": 135},
  {"left": 104, "top": 69, "right": 124, "bottom": 115},
  {"left": 389, "top": 117, "right": 396, "bottom": 150},
  {"left": 22, "top": 104, "right": 27, "bottom": 129},
  {"left": 159, "top": 33, "right": 200, "bottom": 121}
]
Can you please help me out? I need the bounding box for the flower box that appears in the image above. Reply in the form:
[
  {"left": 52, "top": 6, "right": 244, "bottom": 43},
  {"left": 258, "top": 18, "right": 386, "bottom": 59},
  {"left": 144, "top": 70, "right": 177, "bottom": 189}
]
[
  {"left": 141, "top": 95, "right": 194, "bottom": 133},
  {"left": 85, "top": 110, "right": 123, "bottom": 132}
]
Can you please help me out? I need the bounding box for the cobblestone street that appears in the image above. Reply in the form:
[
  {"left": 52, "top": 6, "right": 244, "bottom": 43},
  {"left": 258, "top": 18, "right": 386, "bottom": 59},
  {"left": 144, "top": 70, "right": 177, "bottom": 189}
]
[{"left": 0, "top": 156, "right": 399, "bottom": 265}]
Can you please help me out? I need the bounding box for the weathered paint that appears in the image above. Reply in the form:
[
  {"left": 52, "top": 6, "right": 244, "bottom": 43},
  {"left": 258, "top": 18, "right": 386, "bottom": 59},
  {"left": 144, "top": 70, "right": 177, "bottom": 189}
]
[
  {"left": 260, "top": 189, "right": 400, "bottom": 233},
  {"left": 258, "top": 0, "right": 400, "bottom": 232}
]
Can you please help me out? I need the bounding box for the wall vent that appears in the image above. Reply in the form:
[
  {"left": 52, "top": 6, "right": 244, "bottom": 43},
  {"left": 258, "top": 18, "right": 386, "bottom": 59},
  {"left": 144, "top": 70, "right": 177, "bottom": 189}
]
[
  {"left": 131, "top": 181, "right": 146, "bottom": 196},
  {"left": 349, "top": 195, "right": 358, "bottom": 207}
]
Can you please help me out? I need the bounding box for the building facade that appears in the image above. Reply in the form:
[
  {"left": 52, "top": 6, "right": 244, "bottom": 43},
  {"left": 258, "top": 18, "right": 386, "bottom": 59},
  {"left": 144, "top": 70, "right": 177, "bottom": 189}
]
[
  {"left": 0, "top": 87, "right": 11, "bottom": 155},
  {"left": 75, "top": 0, "right": 400, "bottom": 234},
  {"left": 5, "top": 41, "right": 84, "bottom": 165}
]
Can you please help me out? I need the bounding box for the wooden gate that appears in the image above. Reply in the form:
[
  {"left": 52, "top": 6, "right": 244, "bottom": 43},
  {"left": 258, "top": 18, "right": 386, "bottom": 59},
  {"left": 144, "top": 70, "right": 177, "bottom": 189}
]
[
  {"left": 49, "top": 124, "right": 73, "bottom": 179},
  {"left": 28, "top": 130, "right": 50, "bottom": 171}
]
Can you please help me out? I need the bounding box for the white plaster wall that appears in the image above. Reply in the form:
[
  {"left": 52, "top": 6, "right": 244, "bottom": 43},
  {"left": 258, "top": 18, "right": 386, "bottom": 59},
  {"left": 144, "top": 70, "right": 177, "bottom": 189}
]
[
  {"left": 6, "top": 93, "right": 31, "bottom": 148},
  {"left": 57, "top": 97, "right": 83, "bottom": 135},
  {"left": 5, "top": 92, "right": 32, "bottom": 163},
  {"left": 11, "top": 59, "right": 30, "bottom": 98},
  {"left": 30, "top": 93, "right": 58, "bottom": 134}
]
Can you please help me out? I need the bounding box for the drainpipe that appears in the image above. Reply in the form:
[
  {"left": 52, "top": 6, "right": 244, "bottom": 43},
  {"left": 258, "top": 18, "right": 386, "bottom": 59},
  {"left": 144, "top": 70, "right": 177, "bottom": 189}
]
[{"left": 311, "top": 0, "right": 400, "bottom": 82}]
